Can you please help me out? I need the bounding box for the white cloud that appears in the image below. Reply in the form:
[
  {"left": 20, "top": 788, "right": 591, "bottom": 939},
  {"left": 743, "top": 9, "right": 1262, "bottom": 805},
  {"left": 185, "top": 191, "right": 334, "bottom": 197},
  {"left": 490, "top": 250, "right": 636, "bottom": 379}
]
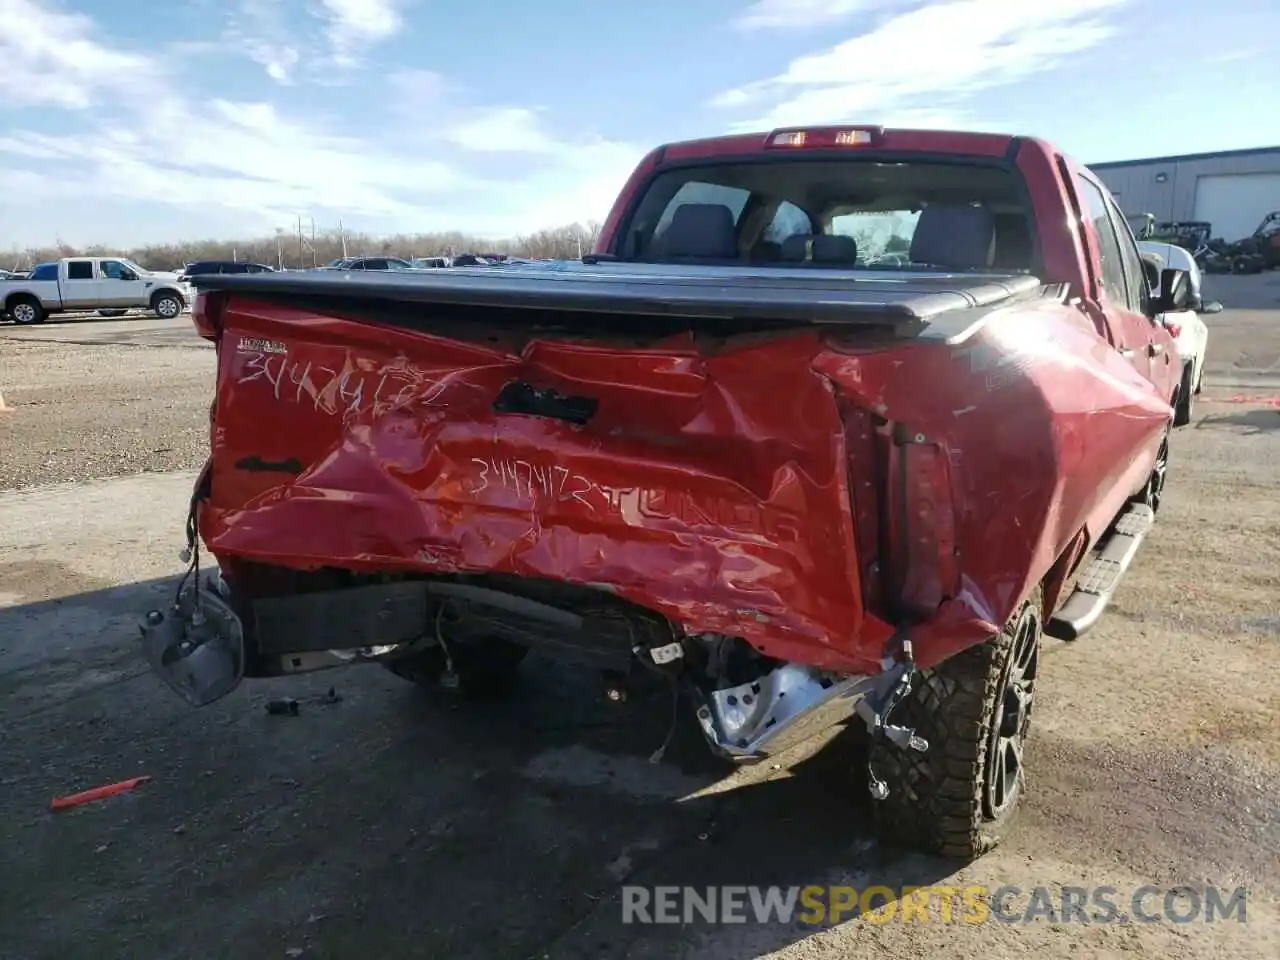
[
  {"left": 714, "top": 0, "right": 1129, "bottom": 129},
  {"left": 0, "top": 1, "right": 641, "bottom": 247},
  {"left": 733, "top": 0, "right": 900, "bottom": 32},
  {"left": 0, "top": 0, "right": 162, "bottom": 107},
  {"left": 319, "top": 0, "right": 405, "bottom": 65},
  {"left": 221, "top": 1, "right": 302, "bottom": 84},
  {"left": 447, "top": 107, "right": 562, "bottom": 154},
  {"left": 218, "top": 0, "right": 406, "bottom": 83}
]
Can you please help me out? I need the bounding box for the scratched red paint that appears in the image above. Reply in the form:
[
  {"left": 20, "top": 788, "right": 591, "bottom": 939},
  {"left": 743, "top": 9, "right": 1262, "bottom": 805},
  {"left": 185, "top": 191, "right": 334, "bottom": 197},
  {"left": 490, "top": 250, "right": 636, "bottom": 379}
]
[{"left": 195, "top": 289, "right": 1171, "bottom": 674}]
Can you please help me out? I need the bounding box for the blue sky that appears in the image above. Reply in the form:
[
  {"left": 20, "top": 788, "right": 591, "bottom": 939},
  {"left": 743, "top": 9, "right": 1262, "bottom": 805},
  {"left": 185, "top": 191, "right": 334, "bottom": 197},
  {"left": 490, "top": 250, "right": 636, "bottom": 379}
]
[{"left": 0, "top": 0, "right": 1276, "bottom": 248}]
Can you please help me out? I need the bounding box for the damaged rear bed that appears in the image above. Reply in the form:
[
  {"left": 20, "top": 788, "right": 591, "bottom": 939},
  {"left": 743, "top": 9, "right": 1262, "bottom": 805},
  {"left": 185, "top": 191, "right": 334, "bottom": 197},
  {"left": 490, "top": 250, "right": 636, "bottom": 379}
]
[
  {"left": 181, "top": 262, "right": 1045, "bottom": 667},
  {"left": 136, "top": 256, "right": 1167, "bottom": 859}
]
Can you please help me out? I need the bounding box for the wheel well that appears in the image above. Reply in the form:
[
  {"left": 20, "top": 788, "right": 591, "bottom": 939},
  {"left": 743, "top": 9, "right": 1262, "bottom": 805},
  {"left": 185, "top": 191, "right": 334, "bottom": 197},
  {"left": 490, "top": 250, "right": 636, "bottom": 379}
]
[
  {"left": 5, "top": 292, "right": 39, "bottom": 311},
  {"left": 151, "top": 288, "right": 184, "bottom": 306}
]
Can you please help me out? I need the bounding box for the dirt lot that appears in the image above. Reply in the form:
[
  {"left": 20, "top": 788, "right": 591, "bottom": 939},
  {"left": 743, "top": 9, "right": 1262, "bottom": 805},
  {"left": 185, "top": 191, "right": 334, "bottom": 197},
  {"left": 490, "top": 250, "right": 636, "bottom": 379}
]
[{"left": 1, "top": 276, "right": 1277, "bottom": 959}]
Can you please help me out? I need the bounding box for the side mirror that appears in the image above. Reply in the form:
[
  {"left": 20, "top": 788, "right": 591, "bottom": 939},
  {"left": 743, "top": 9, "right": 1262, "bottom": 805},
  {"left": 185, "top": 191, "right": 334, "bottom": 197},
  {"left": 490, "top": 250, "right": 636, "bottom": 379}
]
[
  {"left": 1153, "top": 267, "right": 1191, "bottom": 313},
  {"left": 1200, "top": 300, "right": 1224, "bottom": 315},
  {"left": 1141, "top": 257, "right": 1160, "bottom": 292}
]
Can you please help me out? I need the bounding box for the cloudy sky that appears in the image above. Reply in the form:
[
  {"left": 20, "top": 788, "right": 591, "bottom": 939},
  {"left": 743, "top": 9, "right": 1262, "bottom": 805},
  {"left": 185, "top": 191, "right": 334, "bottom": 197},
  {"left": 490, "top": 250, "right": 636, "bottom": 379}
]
[{"left": 0, "top": 0, "right": 1275, "bottom": 248}]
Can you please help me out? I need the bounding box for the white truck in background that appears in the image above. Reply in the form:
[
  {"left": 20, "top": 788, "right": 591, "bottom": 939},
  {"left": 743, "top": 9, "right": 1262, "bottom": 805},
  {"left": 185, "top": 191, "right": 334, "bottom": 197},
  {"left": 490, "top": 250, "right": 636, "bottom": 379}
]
[
  {"left": 1137, "top": 239, "right": 1220, "bottom": 426},
  {"left": 0, "top": 257, "right": 193, "bottom": 325}
]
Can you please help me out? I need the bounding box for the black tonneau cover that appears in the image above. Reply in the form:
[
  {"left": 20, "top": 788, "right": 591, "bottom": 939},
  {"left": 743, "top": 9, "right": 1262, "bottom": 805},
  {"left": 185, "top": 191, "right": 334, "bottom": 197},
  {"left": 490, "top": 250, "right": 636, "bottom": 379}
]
[{"left": 189, "top": 260, "right": 1044, "bottom": 332}]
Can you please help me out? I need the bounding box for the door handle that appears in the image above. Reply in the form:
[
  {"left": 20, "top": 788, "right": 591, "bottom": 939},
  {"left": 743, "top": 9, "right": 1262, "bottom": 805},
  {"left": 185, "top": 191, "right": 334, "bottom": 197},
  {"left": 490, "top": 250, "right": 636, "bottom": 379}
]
[
  {"left": 1118, "top": 348, "right": 1135, "bottom": 358},
  {"left": 1148, "top": 342, "right": 1163, "bottom": 357}
]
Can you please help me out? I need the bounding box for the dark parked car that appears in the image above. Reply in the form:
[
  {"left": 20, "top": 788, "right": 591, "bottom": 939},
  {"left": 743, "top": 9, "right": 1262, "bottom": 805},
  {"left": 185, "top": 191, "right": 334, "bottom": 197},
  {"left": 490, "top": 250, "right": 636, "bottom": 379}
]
[
  {"left": 322, "top": 257, "right": 416, "bottom": 271},
  {"left": 179, "top": 261, "right": 274, "bottom": 282}
]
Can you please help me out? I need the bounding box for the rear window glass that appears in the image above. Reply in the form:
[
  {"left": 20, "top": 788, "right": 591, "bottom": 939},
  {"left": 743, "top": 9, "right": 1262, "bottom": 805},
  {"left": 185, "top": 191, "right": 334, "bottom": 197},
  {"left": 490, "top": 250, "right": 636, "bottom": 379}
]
[{"left": 618, "top": 159, "right": 1034, "bottom": 272}]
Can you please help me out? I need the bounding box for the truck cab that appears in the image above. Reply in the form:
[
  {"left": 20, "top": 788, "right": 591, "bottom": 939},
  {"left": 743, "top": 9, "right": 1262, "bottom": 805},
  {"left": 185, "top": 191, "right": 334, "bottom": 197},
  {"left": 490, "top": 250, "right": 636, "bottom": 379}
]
[{"left": 0, "top": 257, "right": 192, "bottom": 324}]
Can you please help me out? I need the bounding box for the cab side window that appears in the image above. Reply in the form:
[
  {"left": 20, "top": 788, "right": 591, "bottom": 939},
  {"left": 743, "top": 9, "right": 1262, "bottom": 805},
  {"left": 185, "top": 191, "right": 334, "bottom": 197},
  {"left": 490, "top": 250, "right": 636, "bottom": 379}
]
[
  {"left": 66, "top": 260, "right": 94, "bottom": 280},
  {"left": 1105, "top": 194, "right": 1152, "bottom": 313},
  {"left": 1076, "top": 177, "right": 1131, "bottom": 310}
]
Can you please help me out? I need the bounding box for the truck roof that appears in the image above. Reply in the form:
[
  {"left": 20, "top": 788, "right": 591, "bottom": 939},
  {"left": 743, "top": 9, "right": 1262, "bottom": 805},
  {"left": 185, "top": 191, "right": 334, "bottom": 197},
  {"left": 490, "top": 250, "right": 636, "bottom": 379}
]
[
  {"left": 649, "top": 125, "right": 1022, "bottom": 162},
  {"left": 188, "top": 259, "right": 1044, "bottom": 336}
]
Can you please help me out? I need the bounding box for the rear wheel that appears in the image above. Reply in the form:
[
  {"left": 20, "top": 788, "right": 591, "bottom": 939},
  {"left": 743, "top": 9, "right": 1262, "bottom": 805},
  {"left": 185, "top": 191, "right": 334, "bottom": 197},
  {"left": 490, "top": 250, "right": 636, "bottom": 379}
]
[
  {"left": 870, "top": 587, "right": 1042, "bottom": 861},
  {"left": 383, "top": 638, "right": 529, "bottom": 698},
  {"left": 1173, "top": 362, "right": 1195, "bottom": 426},
  {"left": 7, "top": 296, "right": 44, "bottom": 325}
]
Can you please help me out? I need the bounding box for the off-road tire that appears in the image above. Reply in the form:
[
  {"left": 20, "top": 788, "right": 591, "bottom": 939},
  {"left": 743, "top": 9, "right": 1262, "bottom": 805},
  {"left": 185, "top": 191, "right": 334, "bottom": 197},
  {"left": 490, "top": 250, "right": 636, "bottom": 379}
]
[
  {"left": 869, "top": 587, "right": 1043, "bottom": 861},
  {"left": 1173, "top": 362, "right": 1195, "bottom": 426},
  {"left": 151, "top": 291, "right": 183, "bottom": 319},
  {"left": 7, "top": 296, "right": 44, "bottom": 325},
  {"left": 382, "top": 638, "right": 529, "bottom": 699}
]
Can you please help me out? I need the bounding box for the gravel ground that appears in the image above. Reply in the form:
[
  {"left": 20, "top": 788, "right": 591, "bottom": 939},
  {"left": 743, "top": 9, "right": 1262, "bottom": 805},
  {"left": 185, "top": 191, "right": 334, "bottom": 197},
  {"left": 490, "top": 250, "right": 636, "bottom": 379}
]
[
  {"left": 0, "top": 276, "right": 1277, "bottom": 959},
  {"left": 0, "top": 339, "right": 212, "bottom": 488}
]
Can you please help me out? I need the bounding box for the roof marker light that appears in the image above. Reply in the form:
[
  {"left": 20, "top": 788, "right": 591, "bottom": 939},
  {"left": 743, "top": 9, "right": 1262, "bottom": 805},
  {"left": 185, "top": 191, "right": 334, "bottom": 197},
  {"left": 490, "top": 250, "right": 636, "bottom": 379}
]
[
  {"left": 765, "top": 126, "right": 883, "bottom": 149},
  {"left": 835, "top": 129, "right": 874, "bottom": 145},
  {"left": 770, "top": 130, "right": 807, "bottom": 147}
]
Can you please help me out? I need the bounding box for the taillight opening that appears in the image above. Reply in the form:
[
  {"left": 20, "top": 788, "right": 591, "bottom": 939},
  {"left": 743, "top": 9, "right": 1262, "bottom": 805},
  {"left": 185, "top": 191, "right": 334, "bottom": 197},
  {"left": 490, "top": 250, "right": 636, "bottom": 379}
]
[{"left": 192, "top": 290, "right": 226, "bottom": 342}]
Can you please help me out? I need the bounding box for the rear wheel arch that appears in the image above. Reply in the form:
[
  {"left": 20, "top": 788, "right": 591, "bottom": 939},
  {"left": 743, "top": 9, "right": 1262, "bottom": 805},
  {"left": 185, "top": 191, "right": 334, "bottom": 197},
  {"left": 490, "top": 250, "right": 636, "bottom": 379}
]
[
  {"left": 5, "top": 293, "right": 44, "bottom": 324},
  {"left": 151, "top": 288, "right": 184, "bottom": 317}
]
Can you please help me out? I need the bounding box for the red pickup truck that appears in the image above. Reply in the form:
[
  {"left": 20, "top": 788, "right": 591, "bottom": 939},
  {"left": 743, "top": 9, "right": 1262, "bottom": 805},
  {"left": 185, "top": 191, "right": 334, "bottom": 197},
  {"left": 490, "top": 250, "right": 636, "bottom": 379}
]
[{"left": 141, "top": 125, "right": 1196, "bottom": 861}]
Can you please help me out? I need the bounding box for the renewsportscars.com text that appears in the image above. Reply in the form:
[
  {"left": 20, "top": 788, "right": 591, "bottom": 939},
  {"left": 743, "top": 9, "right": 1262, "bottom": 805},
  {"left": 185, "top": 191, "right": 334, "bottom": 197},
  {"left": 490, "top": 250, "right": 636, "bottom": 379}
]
[{"left": 621, "top": 884, "right": 1249, "bottom": 926}]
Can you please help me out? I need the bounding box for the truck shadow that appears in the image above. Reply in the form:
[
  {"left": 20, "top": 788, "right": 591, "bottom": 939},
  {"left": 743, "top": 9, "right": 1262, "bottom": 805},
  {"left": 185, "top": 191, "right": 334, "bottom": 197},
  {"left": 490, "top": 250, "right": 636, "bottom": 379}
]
[
  {"left": 0, "top": 573, "right": 964, "bottom": 959},
  {"left": 1196, "top": 408, "right": 1280, "bottom": 433},
  {"left": 2, "top": 313, "right": 137, "bottom": 328}
]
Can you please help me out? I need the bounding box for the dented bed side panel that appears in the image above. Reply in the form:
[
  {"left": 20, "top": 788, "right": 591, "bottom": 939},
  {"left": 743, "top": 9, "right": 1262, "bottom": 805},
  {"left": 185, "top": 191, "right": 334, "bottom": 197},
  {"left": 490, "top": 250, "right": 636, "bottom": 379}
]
[
  {"left": 199, "top": 293, "right": 1171, "bottom": 674},
  {"left": 814, "top": 297, "right": 1172, "bottom": 665}
]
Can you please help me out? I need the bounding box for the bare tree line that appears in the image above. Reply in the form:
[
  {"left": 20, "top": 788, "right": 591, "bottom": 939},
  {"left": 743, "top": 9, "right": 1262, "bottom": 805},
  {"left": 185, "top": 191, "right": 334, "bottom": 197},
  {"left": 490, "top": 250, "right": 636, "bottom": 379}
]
[{"left": 7, "top": 221, "right": 604, "bottom": 272}]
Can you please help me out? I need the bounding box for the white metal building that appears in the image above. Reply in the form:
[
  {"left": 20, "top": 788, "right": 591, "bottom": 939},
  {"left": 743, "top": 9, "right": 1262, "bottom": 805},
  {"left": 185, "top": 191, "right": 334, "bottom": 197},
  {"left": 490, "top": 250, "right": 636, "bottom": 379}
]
[{"left": 1089, "top": 146, "right": 1280, "bottom": 240}]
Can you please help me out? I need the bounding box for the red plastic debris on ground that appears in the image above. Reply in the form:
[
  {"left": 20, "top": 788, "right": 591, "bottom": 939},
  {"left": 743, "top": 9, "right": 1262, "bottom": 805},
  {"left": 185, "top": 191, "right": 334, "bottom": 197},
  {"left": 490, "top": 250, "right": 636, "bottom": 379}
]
[{"left": 50, "top": 775, "right": 152, "bottom": 812}]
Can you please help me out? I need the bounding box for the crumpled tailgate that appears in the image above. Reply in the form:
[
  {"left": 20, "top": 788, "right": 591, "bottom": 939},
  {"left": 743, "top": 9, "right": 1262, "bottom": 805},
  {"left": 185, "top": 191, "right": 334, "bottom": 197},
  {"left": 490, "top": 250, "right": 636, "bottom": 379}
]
[{"left": 200, "top": 298, "right": 885, "bottom": 673}]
